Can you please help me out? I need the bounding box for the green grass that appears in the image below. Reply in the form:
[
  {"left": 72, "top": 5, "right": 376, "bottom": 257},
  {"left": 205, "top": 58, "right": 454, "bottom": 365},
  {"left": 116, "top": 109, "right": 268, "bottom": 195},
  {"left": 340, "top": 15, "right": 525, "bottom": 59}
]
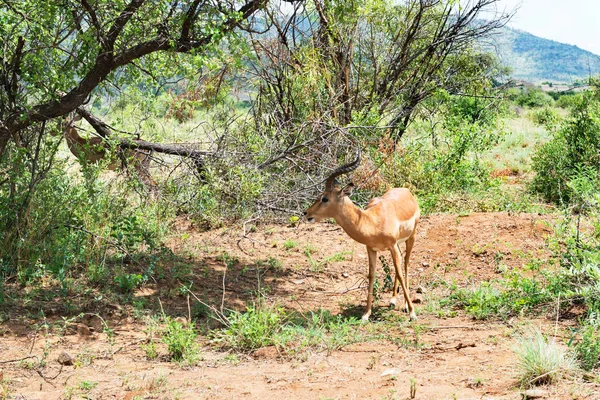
[
  {"left": 283, "top": 239, "right": 298, "bottom": 250},
  {"left": 213, "top": 305, "right": 367, "bottom": 357},
  {"left": 482, "top": 116, "right": 551, "bottom": 173}
]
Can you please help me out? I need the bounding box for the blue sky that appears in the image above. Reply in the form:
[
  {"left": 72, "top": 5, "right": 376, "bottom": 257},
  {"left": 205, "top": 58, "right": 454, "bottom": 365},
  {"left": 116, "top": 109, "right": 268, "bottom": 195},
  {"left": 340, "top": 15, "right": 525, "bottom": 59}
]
[{"left": 495, "top": 0, "right": 600, "bottom": 55}]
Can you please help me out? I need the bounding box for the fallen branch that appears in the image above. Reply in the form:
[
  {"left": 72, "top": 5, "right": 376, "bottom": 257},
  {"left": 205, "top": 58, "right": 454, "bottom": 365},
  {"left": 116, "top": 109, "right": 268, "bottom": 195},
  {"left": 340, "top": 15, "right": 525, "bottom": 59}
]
[{"left": 75, "top": 107, "right": 208, "bottom": 177}]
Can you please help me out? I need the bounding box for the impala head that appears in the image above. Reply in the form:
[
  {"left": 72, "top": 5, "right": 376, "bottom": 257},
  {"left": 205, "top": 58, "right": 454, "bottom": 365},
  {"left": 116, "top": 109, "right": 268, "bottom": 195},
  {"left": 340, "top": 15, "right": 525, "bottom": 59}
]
[{"left": 304, "top": 147, "right": 361, "bottom": 223}]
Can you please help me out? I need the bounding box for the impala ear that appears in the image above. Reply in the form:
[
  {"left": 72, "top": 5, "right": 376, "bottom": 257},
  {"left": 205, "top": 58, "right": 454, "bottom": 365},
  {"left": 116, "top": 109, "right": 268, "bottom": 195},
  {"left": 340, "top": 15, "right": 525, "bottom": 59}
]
[{"left": 342, "top": 183, "right": 354, "bottom": 196}]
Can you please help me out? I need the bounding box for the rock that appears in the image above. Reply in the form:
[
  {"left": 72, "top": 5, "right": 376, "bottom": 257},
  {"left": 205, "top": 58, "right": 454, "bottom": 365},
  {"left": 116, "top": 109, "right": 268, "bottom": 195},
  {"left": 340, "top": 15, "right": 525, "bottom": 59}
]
[
  {"left": 380, "top": 368, "right": 400, "bottom": 377},
  {"left": 342, "top": 272, "right": 349, "bottom": 278},
  {"left": 83, "top": 315, "right": 104, "bottom": 332},
  {"left": 252, "top": 346, "right": 278, "bottom": 359},
  {"left": 411, "top": 293, "right": 424, "bottom": 304},
  {"left": 416, "top": 286, "right": 426, "bottom": 294},
  {"left": 57, "top": 351, "right": 74, "bottom": 366},
  {"left": 77, "top": 324, "right": 91, "bottom": 337},
  {"left": 521, "top": 389, "right": 548, "bottom": 399},
  {"left": 292, "top": 279, "right": 305, "bottom": 285},
  {"left": 422, "top": 261, "right": 430, "bottom": 267},
  {"left": 174, "top": 317, "right": 188, "bottom": 325}
]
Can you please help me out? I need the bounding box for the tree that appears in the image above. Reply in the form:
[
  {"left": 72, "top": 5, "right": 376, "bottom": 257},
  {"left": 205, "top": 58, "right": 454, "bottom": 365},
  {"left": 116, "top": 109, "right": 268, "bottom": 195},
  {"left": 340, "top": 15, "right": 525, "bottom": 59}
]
[
  {"left": 0, "top": 0, "right": 266, "bottom": 156},
  {"left": 250, "top": 0, "right": 511, "bottom": 141}
]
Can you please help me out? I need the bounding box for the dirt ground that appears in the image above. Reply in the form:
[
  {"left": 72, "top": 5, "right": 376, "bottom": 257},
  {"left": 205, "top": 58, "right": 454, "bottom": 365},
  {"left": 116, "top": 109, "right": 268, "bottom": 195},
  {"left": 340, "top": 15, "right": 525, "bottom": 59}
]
[{"left": 1, "top": 212, "right": 599, "bottom": 400}]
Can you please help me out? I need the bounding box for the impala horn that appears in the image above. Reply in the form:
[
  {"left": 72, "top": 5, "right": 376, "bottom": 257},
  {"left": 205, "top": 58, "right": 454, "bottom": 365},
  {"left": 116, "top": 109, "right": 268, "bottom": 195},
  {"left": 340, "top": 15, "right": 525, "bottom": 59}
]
[{"left": 325, "top": 146, "right": 361, "bottom": 191}]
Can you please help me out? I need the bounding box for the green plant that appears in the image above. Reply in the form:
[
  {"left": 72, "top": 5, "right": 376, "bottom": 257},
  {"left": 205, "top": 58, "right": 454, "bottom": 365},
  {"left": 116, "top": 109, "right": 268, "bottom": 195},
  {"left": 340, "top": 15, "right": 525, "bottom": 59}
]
[
  {"left": 530, "top": 106, "right": 560, "bottom": 129},
  {"left": 514, "top": 329, "right": 578, "bottom": 386},
  {"left": 161, "top": 318, "right": 200, "bottom": 364},
  {"left": 114, "top": 272, "right": 144, "bottom": 293},
  {"left": 514, "top": 87, "right": 555, "bottom": 108},
  {"left": 531, "top": 94, "right": 600, "bottom": 204},
  {"left": 571, "top": 322, "right": 600, "bottom": 371},
  {"left": 283, "top": 239, "right": 298, "bottom": 250},
  {"left": 142, "top": 340, "right": 159, "bottom": 360},
  {"left": 214, "top": 304, "right": 283, "bottom": 351},
  {"left": 78, "top": 381, "right": 98, "bottom": 391},
  {"left": 409, "top": 378, "right": 417, "bottom": 399}
]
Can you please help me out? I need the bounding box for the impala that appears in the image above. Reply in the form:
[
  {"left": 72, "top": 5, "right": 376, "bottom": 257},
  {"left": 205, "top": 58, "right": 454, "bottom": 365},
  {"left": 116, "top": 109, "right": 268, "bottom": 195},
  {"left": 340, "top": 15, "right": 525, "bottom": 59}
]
[
  {"left": 52, "top": 114, "right": 156, "bottom": 189},
  {"left": 304, "top": 148, "right": 420, "bottom": 321}
]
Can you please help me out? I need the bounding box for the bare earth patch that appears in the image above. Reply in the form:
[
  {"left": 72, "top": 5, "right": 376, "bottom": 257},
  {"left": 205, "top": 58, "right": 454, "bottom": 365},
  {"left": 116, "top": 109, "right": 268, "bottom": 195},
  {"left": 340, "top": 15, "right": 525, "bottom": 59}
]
[{"left": 1, "top": 213, "right": 598, "bottom": 399}]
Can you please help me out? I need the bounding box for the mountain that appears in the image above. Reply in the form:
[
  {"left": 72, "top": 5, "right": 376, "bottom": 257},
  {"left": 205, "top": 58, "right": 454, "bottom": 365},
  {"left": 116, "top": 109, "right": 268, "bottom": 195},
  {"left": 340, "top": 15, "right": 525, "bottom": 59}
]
[{"left": 486, "top": 26, "right": 600, "bottom": 83}]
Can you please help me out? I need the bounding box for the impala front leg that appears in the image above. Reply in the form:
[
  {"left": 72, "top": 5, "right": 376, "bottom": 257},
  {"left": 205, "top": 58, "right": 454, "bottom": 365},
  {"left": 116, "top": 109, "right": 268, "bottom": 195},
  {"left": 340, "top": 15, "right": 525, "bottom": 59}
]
[{"left": 362, "top": 247, "right": 378, "bottom": 321}]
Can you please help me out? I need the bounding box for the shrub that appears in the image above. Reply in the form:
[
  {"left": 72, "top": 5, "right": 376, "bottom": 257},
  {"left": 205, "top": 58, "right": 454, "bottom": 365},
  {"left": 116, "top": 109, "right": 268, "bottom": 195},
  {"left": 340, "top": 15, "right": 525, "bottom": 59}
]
[
  {"left": 530, "top": 106, "right": 560, "bottom": 128},
  {"left": 214, "top": 304, "right": 284, "bottom": 351},
  {"left": 531, "top": 94, "right": 600, "bottom": 204},
  {"left": 0, "top": 131, "right": 171, "bottom": 292},
  {"left": 515, "top": 87, "right": 555, "bottom": 108},
  {"left": 161, "top": 318, "right": 200, "bottom": 363},
  {"left": 572, "top": 322, "right": 600, "bottom": 371}
]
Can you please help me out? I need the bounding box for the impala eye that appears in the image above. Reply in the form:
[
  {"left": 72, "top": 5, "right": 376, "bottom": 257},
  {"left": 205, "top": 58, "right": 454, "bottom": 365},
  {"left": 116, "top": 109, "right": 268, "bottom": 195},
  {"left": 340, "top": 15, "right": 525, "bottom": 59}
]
[{"left": 321, "top": 197, "right": 329, "bottom": 203}]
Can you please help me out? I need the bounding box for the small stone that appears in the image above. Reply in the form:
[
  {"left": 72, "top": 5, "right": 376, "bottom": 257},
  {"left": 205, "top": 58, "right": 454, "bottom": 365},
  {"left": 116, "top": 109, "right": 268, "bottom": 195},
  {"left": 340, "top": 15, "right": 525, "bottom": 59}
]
[
  {"left": 292, "top": 279, "right": 305, "bottom": 285},
  {"left": 84, "top": 315, "right": 104, "bottom": 333},
  {"left": 521, "top": 389, "right": 548, "bottom": 399},
  {"left": 77, "top": 324, "right": 91, "bottom": 337},
  {"left": 412, "top": 293, "right": 424, "bottom": 304},
  {"left": 380, "top": 368, "right": 400, "bottom": 377},
  {"left": 174, "top": 317, "right": 188, "bottom": 325},
  {"left": 422, "top": 261, "right": 430, "bottom": 267},
  {"left": 342, "top": 272, "right": 349, "bottom": 278},
  {"left": 57, "top": 351, "right": 74, "bottom": 366}
]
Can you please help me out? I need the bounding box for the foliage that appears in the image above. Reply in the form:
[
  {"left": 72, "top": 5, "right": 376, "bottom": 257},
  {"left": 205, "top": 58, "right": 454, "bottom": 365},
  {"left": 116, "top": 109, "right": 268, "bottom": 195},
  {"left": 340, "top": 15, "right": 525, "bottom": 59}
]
[
  {"left": 572, "top": 322, "right": 600, "bottom": 371},
  {"left": 0, "top": 132, "right": 171, "bottom": 292},
  {"left": 530, "top": 106, "right": 560, "bottom": 129},
  {"left": 161, "top": 318, "right": 201, "bottom": 364},
  {"left": 513, "top": 87, "right": 555, "bottom": 108},
  {"left": 0, "top": 0, "right": 263, "bottom": 154},
  {"left": 214, "top": 303, "right": 283, "bottom": 351},
  {"left": 378, "top": 92, "right": 508, "bottom": 213},
  {"left": 514, "top": 329, "right": 579, "bottom": 386},
  {"left": 531, "top": 93, "right": 600, "bottom": 204}
]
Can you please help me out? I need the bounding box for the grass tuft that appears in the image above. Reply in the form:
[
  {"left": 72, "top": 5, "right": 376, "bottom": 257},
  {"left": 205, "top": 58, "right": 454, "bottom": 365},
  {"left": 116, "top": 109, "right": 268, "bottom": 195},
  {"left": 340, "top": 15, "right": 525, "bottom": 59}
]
[{"left": 514, "top": 329, "right": 579, "bottom": 387}]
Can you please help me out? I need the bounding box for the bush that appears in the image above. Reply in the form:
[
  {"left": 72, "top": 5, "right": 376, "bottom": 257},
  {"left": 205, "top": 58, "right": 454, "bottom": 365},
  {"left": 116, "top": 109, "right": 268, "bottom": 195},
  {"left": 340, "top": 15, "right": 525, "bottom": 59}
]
[
  {"left": 161, "top": 318, "right": 201, "bottom": 363},
  {"left": 0, "top": 131, "right": 171, "bottom": 291},
  {"left": 514, "top": 87, "right": 555, "bottom": 108},
  {"left": 530, "top": 106, "right": 560, "bottom": 128},
  {"left": 531, "top": 94, "right": 600, "bottom": 204},
  {"left": 572, "top": 322, "right": 600, "bottom": 371},
  {"left": 214, "top": 304, "right": 284, "bottom": 351},
  {"left": 556, "top": 93, "right": 581, "bottom": 109}
]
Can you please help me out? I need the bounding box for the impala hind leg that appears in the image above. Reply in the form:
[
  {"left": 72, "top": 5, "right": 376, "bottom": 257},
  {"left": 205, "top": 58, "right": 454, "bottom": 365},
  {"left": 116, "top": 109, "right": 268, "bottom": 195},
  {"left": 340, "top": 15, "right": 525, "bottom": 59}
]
[
  {"left": 362, "top": 247, "right": 378, "bottom": 322},
  {"left": 389, "top": 248, "right": 402, "bottom": 309},
  {"left": 403, "top": 223, "right": 418, "bottom": 312},
  {"left": 390, "top": 245, "right": 416, "bottom": 321}
]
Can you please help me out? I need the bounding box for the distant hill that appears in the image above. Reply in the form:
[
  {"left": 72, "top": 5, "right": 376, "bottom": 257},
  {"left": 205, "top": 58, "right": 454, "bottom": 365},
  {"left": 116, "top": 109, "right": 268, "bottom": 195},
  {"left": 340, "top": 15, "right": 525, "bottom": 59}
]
[{"left": 485, "top": 26, "right": 600, "bottom": 83}]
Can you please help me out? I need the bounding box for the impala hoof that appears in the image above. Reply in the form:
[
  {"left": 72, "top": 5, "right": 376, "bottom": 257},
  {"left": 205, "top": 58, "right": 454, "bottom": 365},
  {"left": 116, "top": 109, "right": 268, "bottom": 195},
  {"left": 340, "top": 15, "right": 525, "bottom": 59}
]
[
  {"left": 389, "top": 298, "right": 397, "bottom": 309},
  {"left": 409, "top": 312, "right": 418, "bottom": 322},
  {"left": 361, "top": 313, "right": 370, "bottom": 322}
]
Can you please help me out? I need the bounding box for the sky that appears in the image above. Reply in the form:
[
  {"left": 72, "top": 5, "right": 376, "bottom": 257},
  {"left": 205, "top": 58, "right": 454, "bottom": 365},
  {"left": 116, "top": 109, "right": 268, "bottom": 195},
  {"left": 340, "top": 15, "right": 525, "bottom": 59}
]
[{"left": 494, "top": 0, "right": 600, "bottom": 55}]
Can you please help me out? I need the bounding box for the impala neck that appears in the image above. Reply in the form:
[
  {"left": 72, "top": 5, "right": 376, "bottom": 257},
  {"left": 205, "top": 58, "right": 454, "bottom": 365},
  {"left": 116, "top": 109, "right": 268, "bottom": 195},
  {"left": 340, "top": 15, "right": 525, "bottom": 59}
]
[{"left": 332, "top": 197, "right": 369, "bottom": 244}]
